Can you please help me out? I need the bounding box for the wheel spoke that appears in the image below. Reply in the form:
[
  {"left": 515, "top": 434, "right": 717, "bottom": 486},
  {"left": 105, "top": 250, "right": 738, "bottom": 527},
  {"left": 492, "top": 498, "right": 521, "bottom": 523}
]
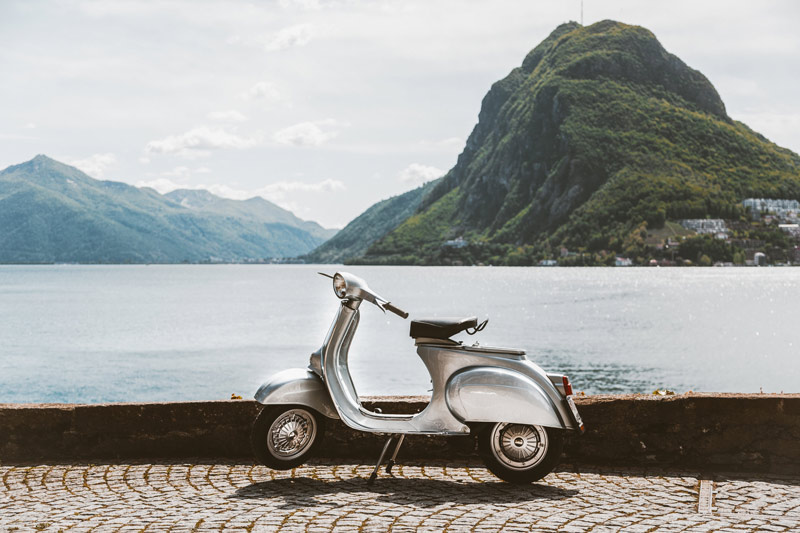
[{"left": 267, "top": 409, "right": 317, "bottom": 458}]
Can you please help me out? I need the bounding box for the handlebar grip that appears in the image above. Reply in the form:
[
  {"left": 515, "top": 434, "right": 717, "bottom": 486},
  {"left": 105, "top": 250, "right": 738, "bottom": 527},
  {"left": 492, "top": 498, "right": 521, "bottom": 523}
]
[{"left": 384, "top": 302, "right": 409, "bottom": 319}]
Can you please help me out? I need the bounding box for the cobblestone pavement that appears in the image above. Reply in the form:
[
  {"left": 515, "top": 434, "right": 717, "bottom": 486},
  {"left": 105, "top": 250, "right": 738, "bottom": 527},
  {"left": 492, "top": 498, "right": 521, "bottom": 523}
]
[{"left": 1, "top": 460, "right": 799, "bottom": 532}]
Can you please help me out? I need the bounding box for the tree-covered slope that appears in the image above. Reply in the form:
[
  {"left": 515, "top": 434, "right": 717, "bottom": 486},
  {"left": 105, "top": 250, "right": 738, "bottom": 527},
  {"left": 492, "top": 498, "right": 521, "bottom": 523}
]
[
  {"left": 356, "top": 20, "right": 800, "bottom": 265},
  {"left": 302, "top": 181, "right": 435, "bottom": 264},
  {"left": 0, "top": 155, "right": 334, "bottom": 263}
]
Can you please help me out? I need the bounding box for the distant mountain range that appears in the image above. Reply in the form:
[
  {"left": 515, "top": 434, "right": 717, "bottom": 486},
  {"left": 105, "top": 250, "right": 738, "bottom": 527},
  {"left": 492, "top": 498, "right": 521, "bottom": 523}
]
[
  {"left": 305, "top": 20, "right": 800, "bottom": 265},
  {"left": 0, "top": 155, "right": 336, "bottom": 263}
]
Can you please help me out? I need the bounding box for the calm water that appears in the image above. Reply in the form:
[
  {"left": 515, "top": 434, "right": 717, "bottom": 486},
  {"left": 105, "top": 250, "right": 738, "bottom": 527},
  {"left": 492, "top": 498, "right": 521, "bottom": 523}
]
[{"left": 0, "top": 265, "right": 797, "bottom": 403}]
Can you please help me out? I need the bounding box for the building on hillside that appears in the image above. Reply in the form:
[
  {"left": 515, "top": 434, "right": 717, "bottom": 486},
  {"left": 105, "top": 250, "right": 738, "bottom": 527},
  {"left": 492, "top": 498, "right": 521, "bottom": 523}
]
[
  {"left": 538, "top": 259, "right": 558, "bottom": 266},
  {"left": 743, "top": 198, "right": 800, "bottom": 222},
  {"left": 679, "top": 219, "right": 728, "bottom": 237},
  {"left": 443, "top": 237, "right": 468, "bottom": 248},
  {"left": 778, "top": 224, "right": 800, "bottom": 238},
  {"left": 615, "top": 257, "right": 633, "bottom": 266},
  {"left": 754, "top": 252, "right": 767, "bottom": 266}
]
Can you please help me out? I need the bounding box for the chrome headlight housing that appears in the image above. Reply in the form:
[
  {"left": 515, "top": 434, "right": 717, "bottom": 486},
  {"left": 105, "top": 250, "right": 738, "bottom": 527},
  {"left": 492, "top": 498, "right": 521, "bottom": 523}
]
[{"left": 333, "top": 273, "right": 347, "bottom": 298}]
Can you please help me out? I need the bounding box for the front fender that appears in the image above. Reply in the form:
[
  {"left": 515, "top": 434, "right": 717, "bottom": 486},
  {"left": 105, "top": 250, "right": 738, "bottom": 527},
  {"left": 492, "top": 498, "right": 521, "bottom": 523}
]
[
  {"left": 254, "top": 368, "right": 339, "bottom": 419},
  {"left": 445, "top": 367, "right": 564, "bottom": 429}
]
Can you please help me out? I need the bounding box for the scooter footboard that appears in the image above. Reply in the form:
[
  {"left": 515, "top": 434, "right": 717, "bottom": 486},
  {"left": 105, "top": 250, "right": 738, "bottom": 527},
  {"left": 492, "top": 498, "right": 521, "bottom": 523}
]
[
  {"left": 445, "top": 367, "right": 565, "bottom": 429},
  {"left": 254, "top": 368, "right": 339, "bottom": 419}
]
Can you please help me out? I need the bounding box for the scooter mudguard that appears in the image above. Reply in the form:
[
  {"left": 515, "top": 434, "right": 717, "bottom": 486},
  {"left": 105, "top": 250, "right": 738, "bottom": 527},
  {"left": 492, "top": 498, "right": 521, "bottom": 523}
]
[
  {"left": 445, "top": 367, "right": 564, "bottom": 429},
  {"left": 254, "top": 368, "right": 339, "bottom": 419}
]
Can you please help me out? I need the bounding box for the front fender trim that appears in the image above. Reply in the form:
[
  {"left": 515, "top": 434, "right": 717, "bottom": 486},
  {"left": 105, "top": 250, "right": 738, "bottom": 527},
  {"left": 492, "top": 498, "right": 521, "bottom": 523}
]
[{"left": 254, "top": 368, "right": 339, "bottom": 419}]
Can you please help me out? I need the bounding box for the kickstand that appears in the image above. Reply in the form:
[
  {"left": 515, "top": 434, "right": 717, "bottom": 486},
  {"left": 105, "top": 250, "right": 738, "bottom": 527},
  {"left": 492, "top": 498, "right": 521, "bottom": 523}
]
[
  {"left": 367, "top": 435, "right": 395, "bottom": 485},
  {"left": 385, "top": 434, "right": 405, "bottom": 475}
]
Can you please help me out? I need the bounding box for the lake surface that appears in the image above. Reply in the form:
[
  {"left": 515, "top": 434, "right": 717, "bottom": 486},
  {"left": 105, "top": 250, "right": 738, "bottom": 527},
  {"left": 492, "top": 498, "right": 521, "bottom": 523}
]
[{"left": 0, "top": 265, "right": 797, "bottom": 403}]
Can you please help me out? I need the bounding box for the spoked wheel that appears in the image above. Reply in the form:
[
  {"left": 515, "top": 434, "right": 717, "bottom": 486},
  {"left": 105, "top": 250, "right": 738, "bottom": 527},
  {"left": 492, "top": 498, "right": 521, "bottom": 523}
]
[
  {"left": 478, "top": 423, "right": 563, "bottom": 484},
  {"left": 251, "top": 405, "right": 325, "bottom": 470}
]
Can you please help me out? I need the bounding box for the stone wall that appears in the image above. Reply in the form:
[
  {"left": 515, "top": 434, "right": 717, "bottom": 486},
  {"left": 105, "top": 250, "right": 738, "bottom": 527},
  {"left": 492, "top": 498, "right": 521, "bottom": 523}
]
[{"left": 1, "top": 394, "right": 798, "bottom": 473}]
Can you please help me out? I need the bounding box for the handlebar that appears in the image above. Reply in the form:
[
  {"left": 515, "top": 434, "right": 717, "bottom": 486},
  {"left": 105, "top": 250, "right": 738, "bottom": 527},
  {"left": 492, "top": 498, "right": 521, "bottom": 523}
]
[{"left": 383, "top": 302, "right": 409, "bottom": 319}]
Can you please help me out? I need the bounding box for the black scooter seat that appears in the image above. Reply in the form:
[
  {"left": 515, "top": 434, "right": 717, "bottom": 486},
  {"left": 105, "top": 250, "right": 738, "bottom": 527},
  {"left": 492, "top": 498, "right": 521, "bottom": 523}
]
[{"left": 409, "top": 316, "right": 477, "bottom": 340}]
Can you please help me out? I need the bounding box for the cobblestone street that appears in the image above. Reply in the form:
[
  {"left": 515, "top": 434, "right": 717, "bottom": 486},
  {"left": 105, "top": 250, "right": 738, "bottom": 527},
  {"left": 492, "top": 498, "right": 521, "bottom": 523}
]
[{"left": 1, "top": 460, "right": 799, "bottom": 532}]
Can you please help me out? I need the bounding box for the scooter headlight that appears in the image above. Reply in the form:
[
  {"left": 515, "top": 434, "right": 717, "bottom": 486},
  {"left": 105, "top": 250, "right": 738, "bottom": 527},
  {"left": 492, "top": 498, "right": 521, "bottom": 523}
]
[{"left": 333, "top": 273, "right": 347, "bottom": 298}]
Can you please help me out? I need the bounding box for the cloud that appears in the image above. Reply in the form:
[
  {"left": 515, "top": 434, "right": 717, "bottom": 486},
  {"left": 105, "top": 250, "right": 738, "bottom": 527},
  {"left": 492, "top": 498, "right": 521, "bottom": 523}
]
[
  {"left": 136, "top": 166, "right": 213, "bottom": 192},
  {"left": 144, "top": 127, "right": 257, "bottom": 158},
  {"left": 70, "top": 153, "right": 117, "bottom": 179},
  {"left": 273, "top": 119, "right": 340, "bottom": 147},
  {"left": 397, "top": 163, "right": 446, "bottom": 185},
  {"left": 263, "top": 23, "right": 314, "bottom": 52},
  {"left": 242, "top": 81, "right": 281, "bottom": 102},
  {"left": 135, "top": 177, "right": 185, "bottom": 194},
  {"left": 278, "top": 0, "right": 323, "bottom": 10},
  {"left": 207, "top": 110, "right": 248, "bottom": 122},
  {"left": 24, "top": 122, "right": 36, "bottom": 129}
]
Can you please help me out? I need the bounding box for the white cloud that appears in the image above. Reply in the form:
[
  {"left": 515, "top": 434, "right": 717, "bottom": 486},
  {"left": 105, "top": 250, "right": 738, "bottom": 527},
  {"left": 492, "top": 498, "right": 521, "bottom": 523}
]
[
  {"left": 263, "top": 23, "right": 314, "bottom": 52},
  {"left": 70, "top": 153, "right": 117, "bottom": 179},
  {"left": 207, "top": 110, "right": 248, "bottom": 122},
  {"left": 397, "top": 163, "right": 446, "bottom": 185},
  {"left": 273, "top": 119, "right": 340, "bottom": 147},
  {"left": 144, "top": 127, "right": 258, "bottom": 158},
  {"left": 242, "top": 81, "right": 281, "bottom": 102},
  {"left": 135, "top": 177, "right": 184, "bottom": 194},
  {"left": 278, "top": 0, "right": 323, "bottom": 10},
  {"left": 24, "top": 122, "right": 36, "bottom": 129}
]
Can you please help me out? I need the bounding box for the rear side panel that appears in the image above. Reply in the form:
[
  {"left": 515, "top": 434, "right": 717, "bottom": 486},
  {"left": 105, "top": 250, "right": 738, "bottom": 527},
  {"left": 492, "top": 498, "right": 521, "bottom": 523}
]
[{"left": 445, "top": 367, "right": 563, "bottom": 428}]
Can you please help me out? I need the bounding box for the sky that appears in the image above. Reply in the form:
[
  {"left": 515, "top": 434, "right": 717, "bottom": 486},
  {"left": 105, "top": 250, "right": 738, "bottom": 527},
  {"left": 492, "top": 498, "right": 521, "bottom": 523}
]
[{"left": 1, "top": 0, "right": 799, "bottom": 228}]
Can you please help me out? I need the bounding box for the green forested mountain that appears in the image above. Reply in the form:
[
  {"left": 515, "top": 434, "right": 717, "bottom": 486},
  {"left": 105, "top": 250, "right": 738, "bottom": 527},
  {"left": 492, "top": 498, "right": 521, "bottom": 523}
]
[
  {"left": 350, "top": 20, "right": 800, "bottom": 265},
  {"left": 0, "top": 155, "right": 335, "bottom": 263},
  {"left": 302, "top": 181, "right": 435, "bottom": 264}
]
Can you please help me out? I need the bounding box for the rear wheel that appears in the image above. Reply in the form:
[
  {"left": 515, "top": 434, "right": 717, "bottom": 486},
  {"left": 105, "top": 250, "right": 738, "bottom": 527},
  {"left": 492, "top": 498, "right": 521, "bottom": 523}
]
[
  {"left": 478, "top": 423, "right": 563, "bottom": 484},
  {"left": 251, "top": 405, "right": 325, "bottom": 470}
]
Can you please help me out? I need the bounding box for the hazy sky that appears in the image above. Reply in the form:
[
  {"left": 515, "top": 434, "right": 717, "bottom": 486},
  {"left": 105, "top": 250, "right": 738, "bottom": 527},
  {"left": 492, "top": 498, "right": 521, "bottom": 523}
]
[{"left": 2, "top": 1, "right": 798, "bottom": 228}]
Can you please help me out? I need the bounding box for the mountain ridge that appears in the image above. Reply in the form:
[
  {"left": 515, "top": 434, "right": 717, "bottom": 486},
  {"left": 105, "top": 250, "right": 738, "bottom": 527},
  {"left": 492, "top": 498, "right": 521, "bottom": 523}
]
[
  {"left": 0, "top": 155, "right": 336, "bottom": 263},
  {"left": 339, "top": 20, "right": 800, "bottom": 265}
]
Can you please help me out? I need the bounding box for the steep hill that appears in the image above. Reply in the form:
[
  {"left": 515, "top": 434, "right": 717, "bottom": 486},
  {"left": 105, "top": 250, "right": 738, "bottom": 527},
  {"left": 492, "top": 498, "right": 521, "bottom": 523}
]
[
  {"left": 302, "top": 181, "right": 435, "bottom": 264},
  {"left": 0, "top": 155, "right": 334, "bottom": 263},
  {"left": 355, "top": 20, "right": 800, "bottom": 265}
]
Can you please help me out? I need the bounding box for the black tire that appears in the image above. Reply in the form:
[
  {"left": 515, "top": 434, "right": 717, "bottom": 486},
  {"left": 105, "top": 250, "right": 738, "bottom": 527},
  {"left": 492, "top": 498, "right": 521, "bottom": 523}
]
[
  {"left": 251, "top": 405, "right": 326, "bottom": 470},
  {"left": 478, "top": 423, "right": 563, "bottom": 484}
]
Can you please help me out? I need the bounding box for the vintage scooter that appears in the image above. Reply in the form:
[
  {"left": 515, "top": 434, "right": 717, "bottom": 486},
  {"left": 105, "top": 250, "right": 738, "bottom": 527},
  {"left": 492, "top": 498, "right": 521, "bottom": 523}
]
[{"left": 251, "top": 272, "right": 584, "bottom": 484}]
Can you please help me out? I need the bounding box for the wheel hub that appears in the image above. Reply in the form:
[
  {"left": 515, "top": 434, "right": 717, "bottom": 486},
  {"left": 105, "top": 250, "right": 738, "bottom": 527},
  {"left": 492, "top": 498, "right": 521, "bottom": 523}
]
[
  {"left": 268, "top": 410, "right": 316, "bottom": 458},
  {"left": 491, "top": 423, "right": 549, "bottom": 470}
]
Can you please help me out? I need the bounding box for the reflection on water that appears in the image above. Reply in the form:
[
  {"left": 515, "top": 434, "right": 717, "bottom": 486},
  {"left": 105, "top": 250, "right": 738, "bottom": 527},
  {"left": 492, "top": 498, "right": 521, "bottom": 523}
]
[{"left": 0, "top": 264, "right": 797, "bottom": 403}]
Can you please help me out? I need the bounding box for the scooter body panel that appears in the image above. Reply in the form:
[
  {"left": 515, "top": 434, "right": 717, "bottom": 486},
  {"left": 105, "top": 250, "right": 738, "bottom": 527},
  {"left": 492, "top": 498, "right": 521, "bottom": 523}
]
[
  {"left": 255, "top": 368, "right": 339, "bottom": 419},
  {"left": 445, "top": 367, "right": 562, "bottom": 427},
  {"left": 417, "top": 344, "right": 577, "bottom": 430}
]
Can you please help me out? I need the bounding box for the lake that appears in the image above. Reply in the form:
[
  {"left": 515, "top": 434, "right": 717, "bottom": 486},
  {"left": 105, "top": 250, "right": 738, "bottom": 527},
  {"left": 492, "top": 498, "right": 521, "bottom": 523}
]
[{"left": 0, "top": 264, "right": 797, "bottom": 403}]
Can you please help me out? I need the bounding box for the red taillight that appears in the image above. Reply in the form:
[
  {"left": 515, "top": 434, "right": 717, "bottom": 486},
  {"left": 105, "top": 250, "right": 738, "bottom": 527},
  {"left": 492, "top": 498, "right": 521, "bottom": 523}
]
[{"left": 562, "top": 376, "right": 573, "bottom": 396}]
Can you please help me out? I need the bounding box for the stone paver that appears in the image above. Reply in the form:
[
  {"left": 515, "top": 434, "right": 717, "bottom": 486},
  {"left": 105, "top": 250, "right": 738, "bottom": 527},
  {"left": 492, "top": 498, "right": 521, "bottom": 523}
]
[{"left": 0, "top": 460, "right": 798, "bottom": 531}]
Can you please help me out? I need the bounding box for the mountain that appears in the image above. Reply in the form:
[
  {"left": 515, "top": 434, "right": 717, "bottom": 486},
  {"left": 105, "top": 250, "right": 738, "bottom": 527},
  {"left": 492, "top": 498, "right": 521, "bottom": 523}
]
[
  {"left": 0, "top": 155, "right": 336, "bottom": 263},
  {"left": 346, "top": 20, "right": 800, "bottom": 265},
  {"left": 302, "top": 181, "right": 436, "bottom": 264},
  {"left": 164, "top": 189, "right": 337, "bottom": 242}
]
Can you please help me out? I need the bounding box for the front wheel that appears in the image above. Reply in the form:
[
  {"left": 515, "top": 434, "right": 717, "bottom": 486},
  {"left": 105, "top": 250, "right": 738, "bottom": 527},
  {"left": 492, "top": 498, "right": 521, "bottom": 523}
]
[
  {"left": 478, "top": 423, "right": 563, "bottom": 484},
  {"left": 251, "top": 405, "right": 325, "bottom": 470}
]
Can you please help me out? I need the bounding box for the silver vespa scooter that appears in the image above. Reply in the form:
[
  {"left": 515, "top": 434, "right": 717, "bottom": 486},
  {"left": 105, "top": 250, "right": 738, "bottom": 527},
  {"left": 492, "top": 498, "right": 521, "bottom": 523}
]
[{"left": 251, "top": 271, "right": 584, "bottom": 484}]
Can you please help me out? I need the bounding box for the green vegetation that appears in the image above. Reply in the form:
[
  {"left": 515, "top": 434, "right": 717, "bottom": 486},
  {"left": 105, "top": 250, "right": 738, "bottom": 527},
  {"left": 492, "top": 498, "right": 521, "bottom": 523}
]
[
  {"left": 302, "top": 181, "right": 435, "bottom": 264},
  {"left": 347, "top": 20, "right": 800, "bottom": 265}
]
